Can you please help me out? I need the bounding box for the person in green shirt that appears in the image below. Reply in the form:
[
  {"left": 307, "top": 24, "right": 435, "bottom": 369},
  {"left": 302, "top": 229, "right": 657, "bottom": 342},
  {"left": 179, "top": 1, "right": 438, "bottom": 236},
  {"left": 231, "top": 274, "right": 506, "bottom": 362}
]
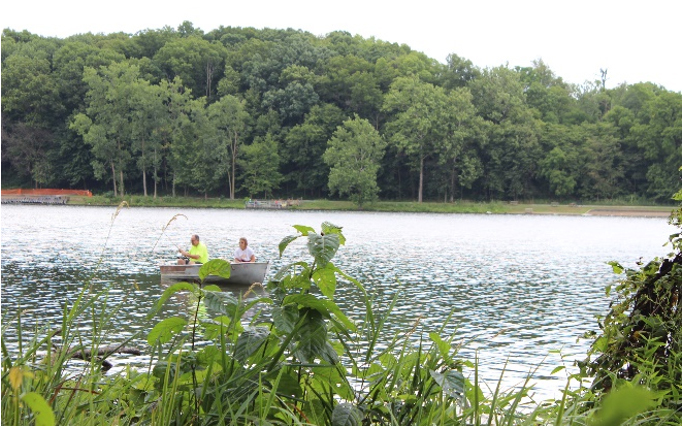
[{"left": 177, "top": 234, "right": 209, "bottom": 264}]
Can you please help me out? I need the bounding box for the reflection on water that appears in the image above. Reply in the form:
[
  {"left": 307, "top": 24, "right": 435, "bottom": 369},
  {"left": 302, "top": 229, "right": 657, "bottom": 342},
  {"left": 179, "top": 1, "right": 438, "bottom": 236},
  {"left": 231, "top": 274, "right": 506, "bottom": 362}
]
[{"left": 1, "top": 205, "right": 674, "bottom": 399}]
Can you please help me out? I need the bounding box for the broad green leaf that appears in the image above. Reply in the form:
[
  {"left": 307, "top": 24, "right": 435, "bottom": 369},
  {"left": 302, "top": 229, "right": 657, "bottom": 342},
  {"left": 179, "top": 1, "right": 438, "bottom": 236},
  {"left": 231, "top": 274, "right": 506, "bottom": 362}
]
[
  {"left": 293, "top": 224, "right": 316, "bottom": 235},
  {"left": 199, "top": 259, "right": 231, "bottom": 281},
  {"left": 235, "top": 326, "right": 270, "bottom": 363},
  {"left": 284, "top": 294, "right": 330, "bottom": 316},
  {"left": 307, "top": 233, "right": 340, "bottom": 266},
  {"left": 313, "top": 263, "right": 337, "bottom": 298},
  {"left": 321, "top": 341, "right": 340, "bottom": 364},
  {"left": 592, "top": 386, "right": 656, "bottom": 426},
  {"left": 607, "top": 261, "right": 624, "bottom": 274},
  {"left": 278, "top": 234, "right": 300, "bottom": 257},
  {"left": 203, "top": 284, "right": 223, "bottom": 292},
  {"left": 331, "top": 402, "right": 361, "bottom": 426},
  {"left": 147, "top": 281, "right": 195, "bottom": 319},
  {"left": 321, "top": 221, "right": 346, "bottom": 245},
  {"left": 22, "top": 392, "right": 55, "bottom": 426},
  {"left": 203, "top": 290, "right": 239, "bottom": 317},
  {"left": 284, "top": 294, "right": 355, "bottom": 331},
  {"left": 271, "top": 265, "right": 312, "bottom": 291},
  {"left": 430, "top": 369, "right": 465, "bottom": 398},
  {"left": 147, "top": 317, "right": 187, "bottom": 345},
  {"left": 312, "top": 364, "right": 356, "bottom": 400},
  {"left": 273, "top": 304, "right": 300, "bottom": 334},
  {"left": 289, "top": 272, "right": 313, "bottom": 291},
  {"left": 197, "top": 345, "right": 222, "bottom": 366},
  {"left": 266, "top": 369, "right": 303, "bottom": 397},
  {"left": 294, "top": 310, "right": 327, "bottom": 363}
]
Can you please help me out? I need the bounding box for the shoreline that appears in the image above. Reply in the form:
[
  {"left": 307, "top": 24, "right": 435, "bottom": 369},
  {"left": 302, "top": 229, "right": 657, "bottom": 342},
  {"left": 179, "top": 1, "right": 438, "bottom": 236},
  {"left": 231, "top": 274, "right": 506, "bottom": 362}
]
[
  {"left": 584, "top": 208, "right": 672, "bottom": 217},
  {"left": 1, "top": 195, "right": 675, "bottom": 218}
]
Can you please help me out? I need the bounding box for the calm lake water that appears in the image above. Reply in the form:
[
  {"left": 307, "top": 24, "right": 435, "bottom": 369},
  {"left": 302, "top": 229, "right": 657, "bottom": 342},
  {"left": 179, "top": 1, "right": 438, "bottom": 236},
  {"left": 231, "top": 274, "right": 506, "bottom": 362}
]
[{"left": 0, "top": 204, "right": 675, "bottom": 400}]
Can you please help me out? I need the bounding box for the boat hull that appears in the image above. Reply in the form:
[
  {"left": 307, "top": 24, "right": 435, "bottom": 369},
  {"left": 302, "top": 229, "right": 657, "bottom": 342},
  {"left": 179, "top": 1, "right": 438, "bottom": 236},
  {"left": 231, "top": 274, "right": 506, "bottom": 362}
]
[{"left": 160, "top": 262, "right": 269, "bottom": 286}]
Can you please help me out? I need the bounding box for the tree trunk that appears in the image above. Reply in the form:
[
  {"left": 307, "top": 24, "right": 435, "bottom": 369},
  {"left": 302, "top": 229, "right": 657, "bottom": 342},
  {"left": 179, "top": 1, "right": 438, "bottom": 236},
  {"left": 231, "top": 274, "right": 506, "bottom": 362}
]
[
  {"left": 230, "top": 131, "right": 238, "bottom": 200},
  {"left": 153, "top": 149, "right": 158, "bottom": 199},
  {"left": 142, "top": 166, "right": 148, "bottom": 197},
  {"left": 450, "top": 163, "right": 457, "bottom": 203},
  {"left": 119, "top": 169, "right": 124, "bottom": 196},
  {"left": 418, "top": 156, "right": 424, "bottom": 203},
  {"left": 110, "top": 162, "right": 118, "bottom": 197}
]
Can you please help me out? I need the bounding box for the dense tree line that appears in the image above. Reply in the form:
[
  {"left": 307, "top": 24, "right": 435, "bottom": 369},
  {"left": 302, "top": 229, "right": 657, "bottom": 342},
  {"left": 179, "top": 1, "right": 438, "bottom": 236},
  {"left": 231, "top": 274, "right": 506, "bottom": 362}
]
[{"left": 2, "top": 22, "right": 681, "bottom": 204}]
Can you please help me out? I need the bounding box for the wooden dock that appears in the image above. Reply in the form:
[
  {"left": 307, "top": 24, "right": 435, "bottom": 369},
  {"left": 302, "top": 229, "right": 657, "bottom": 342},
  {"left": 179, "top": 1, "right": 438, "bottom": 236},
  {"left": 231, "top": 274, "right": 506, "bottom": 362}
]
[{"left": 1, "top": 195, "right": 70, "bottom": 205}]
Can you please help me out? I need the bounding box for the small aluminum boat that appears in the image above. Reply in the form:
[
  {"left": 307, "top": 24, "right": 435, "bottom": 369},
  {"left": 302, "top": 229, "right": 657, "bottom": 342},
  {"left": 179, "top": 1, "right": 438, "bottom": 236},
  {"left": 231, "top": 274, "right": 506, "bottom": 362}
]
[{"left": 160, "top": 261, "right": 269, "bottom": 285}]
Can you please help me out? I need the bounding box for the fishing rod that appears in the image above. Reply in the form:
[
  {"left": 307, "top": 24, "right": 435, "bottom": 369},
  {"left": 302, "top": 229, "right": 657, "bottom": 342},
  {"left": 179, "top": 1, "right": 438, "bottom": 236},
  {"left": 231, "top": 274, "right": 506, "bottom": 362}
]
[{"left": 151, "top": 213, "right": 188, "bottom": 253}]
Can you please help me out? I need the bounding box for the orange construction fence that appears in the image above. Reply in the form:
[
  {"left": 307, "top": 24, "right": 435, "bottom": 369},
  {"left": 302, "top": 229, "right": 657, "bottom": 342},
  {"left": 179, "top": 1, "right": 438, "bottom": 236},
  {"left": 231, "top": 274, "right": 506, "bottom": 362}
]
[{"left": 1, "top": 188, "right": 93, "bottom": 197}]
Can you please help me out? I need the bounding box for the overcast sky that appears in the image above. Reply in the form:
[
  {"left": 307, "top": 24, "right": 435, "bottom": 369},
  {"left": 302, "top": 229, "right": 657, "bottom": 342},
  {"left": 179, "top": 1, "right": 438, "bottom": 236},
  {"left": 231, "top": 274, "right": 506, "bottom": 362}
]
[{"left": 3, "top": 0, "right": 681, "bottom": 93}]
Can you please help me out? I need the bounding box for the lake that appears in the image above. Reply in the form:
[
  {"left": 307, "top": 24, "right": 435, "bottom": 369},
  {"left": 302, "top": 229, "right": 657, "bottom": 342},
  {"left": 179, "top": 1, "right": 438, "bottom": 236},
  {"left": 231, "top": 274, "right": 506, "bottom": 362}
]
[{"left": 0, "top": 204, "right": 675, "bottom": 400}]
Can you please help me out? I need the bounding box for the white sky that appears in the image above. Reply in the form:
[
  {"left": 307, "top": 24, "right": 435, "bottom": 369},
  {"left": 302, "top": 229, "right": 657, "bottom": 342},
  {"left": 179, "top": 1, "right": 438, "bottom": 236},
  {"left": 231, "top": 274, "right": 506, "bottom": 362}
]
[{"left": 3, "top": 0, "right": 681, "bottom": 93}]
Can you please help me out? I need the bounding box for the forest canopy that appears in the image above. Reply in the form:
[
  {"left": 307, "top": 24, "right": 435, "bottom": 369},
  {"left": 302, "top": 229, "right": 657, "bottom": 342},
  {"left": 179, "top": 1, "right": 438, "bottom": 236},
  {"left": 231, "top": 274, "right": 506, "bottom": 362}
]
[{"left": 2, "top": 22, "right": 681, "bottom": 203}]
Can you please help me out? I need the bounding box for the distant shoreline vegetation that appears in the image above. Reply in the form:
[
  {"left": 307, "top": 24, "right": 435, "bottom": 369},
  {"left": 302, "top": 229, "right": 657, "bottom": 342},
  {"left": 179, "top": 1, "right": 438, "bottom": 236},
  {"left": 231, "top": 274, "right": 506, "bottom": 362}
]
[
  {"left": 46, "top": 195, "right": 679, "bottom": 217},
  {"left": 3, "top": 23, "right": 681, "bottom": 208}
]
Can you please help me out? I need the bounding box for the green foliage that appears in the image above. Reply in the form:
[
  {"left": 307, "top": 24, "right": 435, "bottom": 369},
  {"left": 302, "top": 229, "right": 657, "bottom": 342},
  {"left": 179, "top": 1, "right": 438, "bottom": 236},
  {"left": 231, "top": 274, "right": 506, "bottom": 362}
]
[
  {"left": 324, "top": 115, "right": 386, "bottom": 207},
  {"left": 3, "top": 26, "right": 682, "bottom": 203},
  {"left": 237, "top": 133, "right": 282, "bottom": 198},
  {"left": 206, "top": 94, "right": 251, "bottom": 199},
  {"left": 579, "top": 194, "right": 682, "bottom": 415},
  {"left": 591, "top": 386, "right": 657, "bottom": 426}
]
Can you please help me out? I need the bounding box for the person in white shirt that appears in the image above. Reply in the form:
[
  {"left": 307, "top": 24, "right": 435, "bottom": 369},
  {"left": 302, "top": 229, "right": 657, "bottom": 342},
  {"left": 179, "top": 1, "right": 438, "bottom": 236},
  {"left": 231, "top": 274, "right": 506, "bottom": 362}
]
[{"left": 234, "top": 237, "right": 256, "bottom": 263}]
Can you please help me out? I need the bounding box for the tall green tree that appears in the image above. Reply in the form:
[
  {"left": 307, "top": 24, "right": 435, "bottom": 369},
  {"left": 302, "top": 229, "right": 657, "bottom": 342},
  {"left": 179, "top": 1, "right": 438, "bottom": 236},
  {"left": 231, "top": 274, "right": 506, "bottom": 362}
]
[
  {"left": 153, "top": 36, "right": 227, "bottom": 100},
  {"left": 632, "top": 91, "right": 682, "bottom": 201},
  {"left": 469, "top": 66, "right": 540, "bottom": 200},
  {"left": 383, "top": 76, "right": 449, "bottom": 202},
  {"left": 238, "top": 134, "right": 282, "bottom": 198},
  {"left": 206, "top": 95, "right": 250, "bottom": 199},
  {"left": 538, "top": 123, "right": 584, "bottom": 198},
  {"left": 130, "top": 81, "right": 167, "bottom": 197},
  {"left": 579, "top": 122, "right": 625, "bottom": 200},
  {"left": 442, "top": 53, "right": 480, "bottom": 90},
  {"left": 1, "top": 123, "right": 54, "bottom": 187},
  {"left": 70, "top": 62, "right": 142, "bottom": 196},
  {"left": 52, "top": 40, "right": 126, "bottom": 113},
  {"left": 439, "top": 87, "right": 484, "bottom": 202},
  {"left": 318, "top": 55, "right": 383, "bottom": 126},
  {"left": 169, "top": 97, "right": 217, "bottom": 197},
  {"left": 283, "top": 103, "right": 346, "bottom": 197},
  {"left": 323, "top": 115, "right": 386, "bottom": 207},
  {"left": 1, "top": 39, "right": 62, "bottom": 126}
]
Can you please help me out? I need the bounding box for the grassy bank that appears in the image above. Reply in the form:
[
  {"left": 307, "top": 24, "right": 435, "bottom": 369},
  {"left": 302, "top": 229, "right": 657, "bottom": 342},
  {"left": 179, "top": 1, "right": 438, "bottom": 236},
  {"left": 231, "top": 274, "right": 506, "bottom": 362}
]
[{"left": 66, "top": 195, "right": 675, "bottom": 216}]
